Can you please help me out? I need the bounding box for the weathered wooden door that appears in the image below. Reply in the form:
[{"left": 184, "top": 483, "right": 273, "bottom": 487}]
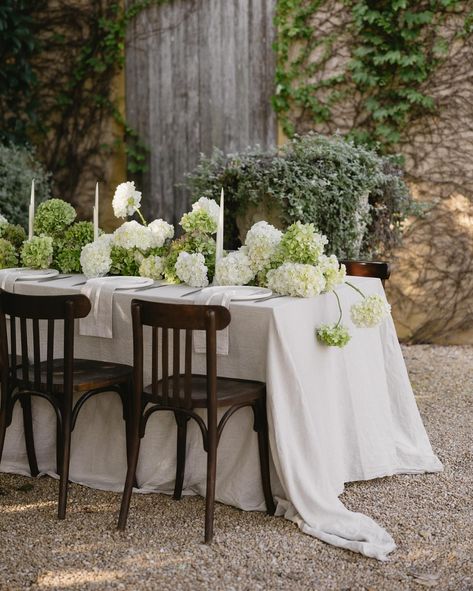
[{"left": 126, "top": 0, "right": 277, "bottom": 225}]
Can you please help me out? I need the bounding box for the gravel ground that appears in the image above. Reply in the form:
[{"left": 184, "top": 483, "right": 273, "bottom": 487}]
[{"left": 0, "top": 345, "right": 472, "bottom": 591}]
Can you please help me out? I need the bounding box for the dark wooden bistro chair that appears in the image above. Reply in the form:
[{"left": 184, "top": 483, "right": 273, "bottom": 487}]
[
  {"left": 118, "top": 300, "right": 276, "bottom": 543},
  {"left": 340, "top": 260, "right": 391, "bottom": 287},
  {"left": 0, "top": 291, "right": 133, "bottom": 519}
]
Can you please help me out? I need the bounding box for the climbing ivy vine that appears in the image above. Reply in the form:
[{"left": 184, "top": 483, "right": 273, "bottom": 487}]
[{"left": 273, "top": 0, "right": 472, "bottom": 150}]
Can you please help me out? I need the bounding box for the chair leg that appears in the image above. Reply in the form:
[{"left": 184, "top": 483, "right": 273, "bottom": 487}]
[
  {"left": 58, "top": 404, "right": 72, "bottom": 520},
  {"left": 255, "top": 399, "right": 276, "bottom": 516},
  {"left": 118, "top": 427, "right": 141, "bottom": 531},
  {"left": 20, "top": 396, "right": 39, "bottom": 477},
  {"left": 204, "top": 427, "right": 217, "bottom": 544},
  {"left": 173, "top": 413, "right": 188, "bottom": 500},
  {"left": 0, "top": 403, "right": 8, "bottom": 469},
  {"left": 56, "top": 418, "right": 63, "bottom": 476},
  {"left": 120, "top": 381, "right": 138, "bottom": 489}
]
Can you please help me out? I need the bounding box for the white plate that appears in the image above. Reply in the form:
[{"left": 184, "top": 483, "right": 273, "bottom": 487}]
[
  {"left": 200, "top": 285, "right": 272, "bottom": 301},
  {"left": 85, "top": 276, "right": 154, "bottom": 290},
  {"left": 11, "top": 268, "right": 59, "bottom": 281}
]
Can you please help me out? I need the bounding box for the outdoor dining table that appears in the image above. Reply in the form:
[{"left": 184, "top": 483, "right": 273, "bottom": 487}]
[{"left": 0, "top": 274, "right": 442, "bottom": 560}]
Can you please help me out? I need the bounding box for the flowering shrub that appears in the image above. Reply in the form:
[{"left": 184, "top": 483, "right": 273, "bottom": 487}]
[
  {"left": 316, "top": 324, "right": 351, "bottom": 348},
  {"left": 180, "top": 197, "right": 220, "bottom": 235},
  {"left": 34, "top": 198, "right": 76, "bottom": 237},
  {"left": 80, "top": 236, "right": 112, "bottom": 278},
  {"left": 139, "top": 255, "right": 165, "bottom": 280},
  {"left": 0, "top": 238, "right": 18, "bottom": 269},
  {"left": 55, "top": 221, "right": 94, "bottom": 273},
  {"left": 215, "top": 247, "right": 255, "bottom": 286},
  {"left": 350, "top": 294, "right": 391, "bottom": 328},
  {"left": 21, "top": 236, "right": 53, "bottom": 269},
  {"left": 112, "top": 181, "right": 142, "bottom": 219},
  {"left": 175, "top": 252, "right": 209, "bottom": 287},
  {"left": 266, "top": 263, "right": 326, "bottom": 298}
]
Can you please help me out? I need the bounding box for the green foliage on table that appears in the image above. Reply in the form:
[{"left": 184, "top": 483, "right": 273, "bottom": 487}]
[
  {"left": 273, "top": 0, "right": 471, "bottom": 150},
  {"left": 163, "top": 232, "right": 216, "bottom": 284},
  {"left": 0, "top": 223, "right": 26, "bottom": 250},
  {"left": 0, "top": 238, "right": 18, "bottom": 269},
  {"left": 109, "top": 245, "right": 141, "bottom": 276},
  {"left": 185, "top": 133, "right": 413, "bottom": 258},
  {"left": 0, "top": 143, "right": 51, "bottom": 228},
  {"left": 54, "top": 221, "right": 95, "bottom": 274},
  {"left": 33, "top": 198, "right": 76, "bottom": 237},
  {"left": 21, "top": 235, "right": 53, "bottom": 269}
]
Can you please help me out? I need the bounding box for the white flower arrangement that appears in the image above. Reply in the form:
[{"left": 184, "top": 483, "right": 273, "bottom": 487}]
[
  {"left": 139, "top": 255, "right": 165, "bottom": 280},
  {"left": 112, "top": 220, "right": 154, "bottom": 251},
  {"left": 175, "top": 251, "right": 209, "bottom": 287},
  {"left": 0, "top": 214, "right": 8, "bottom": 226},
  {"left": 112, "top": 181, "right": 142, "bottom": 219},
  {"left": 80, "top": 239, "right": 112, "bottom": 278},
  {"left": 244, "top": 221, "right": 282, "bottom": 273},
  {"left": 180, "top": 197, "right": 220, "bottom": 235},
  {"left": 215, "top": 247, "right": 255, "bottom": 286},
  {"left": 266, "top": 262, "right": 326, "bottom": 298},
  {"left": 350, "top": 294, "right": 391, "bottom": 328},
  {"left": 319, "top": 254, "right": 346, "bottom": 292},
  {"left": 148, "top": 219, "right": 174, "bottom": 248}
]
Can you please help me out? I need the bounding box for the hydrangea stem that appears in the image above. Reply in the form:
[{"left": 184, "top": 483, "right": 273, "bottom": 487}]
[
  {"left": 346, "top": 280, "right": 366, "bottom": 299},
  {"left": 333, "top": 289, "right": 343, "bottom": 328},
  {"left": 136, "top": 208, "right": 147, "bottom": 226}
]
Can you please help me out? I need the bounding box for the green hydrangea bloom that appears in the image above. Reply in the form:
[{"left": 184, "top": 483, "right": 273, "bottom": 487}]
[
  {"left": 0, "top": 238, "right": 18, "bottom": 269},
  {"left": 34, "top": 198, "right": 76, "bottom": 237},
  {"left": 316, "top": 324, "right": 351, "bottom": 348},
  {"left": 110, "top": 246, "right": 141, "bottom": 276},
  {"left": 274, "top": 221, "right": 328, "bottom": 266},
  {"left": 164, "top": 232, "right": 216, "bottom": 283},
  {"left": 21, "top": 236, "right": 53, "bottom": 269},
  {"left": 0, "top": 223, "right": 26, "bottom": 250},
  {"left": 54, "top": 221, "right": 95, "bottom": 273},
  {"left": 180, "top": 210, "right": 217, "bottom": 235}
]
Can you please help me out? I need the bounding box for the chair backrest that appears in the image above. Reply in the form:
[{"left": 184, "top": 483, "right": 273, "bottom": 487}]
[
  {"left": 340, "top": 260, "right": 391, "bottom": 286},
  {"left": 131, "top": 300, "right": 231, "bottom": 409},
  {"left": 0, "top": 290, "right": 91, "bottom": 393}
]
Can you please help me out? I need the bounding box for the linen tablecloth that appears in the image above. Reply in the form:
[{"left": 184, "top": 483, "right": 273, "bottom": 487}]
[{"left": 0, "top": 276, "right": 442, "bottom": 560}]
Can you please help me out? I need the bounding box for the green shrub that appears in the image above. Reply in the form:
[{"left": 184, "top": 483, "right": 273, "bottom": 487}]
[
  {"left": 185, "top": 133, "right": 413, "bottom": 258},
  {"left": 0, "top": 143, "right": 51, "bottom": 228}
]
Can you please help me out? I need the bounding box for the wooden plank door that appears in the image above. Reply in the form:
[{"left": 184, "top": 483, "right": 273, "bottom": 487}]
[{"left": 125, "top": 0, "right": 277, "bottom": 225}]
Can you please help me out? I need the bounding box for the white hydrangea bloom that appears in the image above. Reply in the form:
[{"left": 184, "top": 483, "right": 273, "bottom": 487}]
[
  {"left": 80, "top": 240, "right": 112, "bottom": 278},
  {"left": 112, "top": 181, "right": 142, "bottom": 218},
  {"left": 175, "top": 251, "right": 209, "bottom": 287},
  {"left": 266, "top": 262, "right": 326, "bottom": 298},
  {"left": 112, "top": 221, "right": 153, "bottom": 251},
  {"left": 318, "top": 254, "right": 346, "bottom": 292},
  {"left": 0, "top": 213, "right": 8, "bottom": 226},
  {"left": 139, "top": 255, "right": 164, "bottom": 280},
  {"left": 148, "top": 219, "right": 174, "bottom": 248},
  {"left": 215, "top": 247, "right": 255, "bottom": 286},
  {"left": 350, "top": 294, "right": 391, "bottom": 328},
  {"left": 245, "top": 221, "right": 282, "bottom": 272},
  {"left": 192, "top": 197, "right": 220, "bottom": 225}
]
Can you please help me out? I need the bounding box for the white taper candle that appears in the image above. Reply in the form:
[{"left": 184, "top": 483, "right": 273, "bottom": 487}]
[
  {"left": 215, "top": 187, "right": 224, "bottom": 264},
  {"left": 93, "top": 182, "right": 99, "bottom": 241},
  {"left": 28, "top": 179, "right": 35, "bottom": 240}
]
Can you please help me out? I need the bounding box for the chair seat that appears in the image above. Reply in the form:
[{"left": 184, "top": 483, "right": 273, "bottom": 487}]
[
  {"left": 17, "top": 359, "right": 132, "bottom": 394},
  {"left": 143, "top": 375, "right": 265, "bottom": 408}
]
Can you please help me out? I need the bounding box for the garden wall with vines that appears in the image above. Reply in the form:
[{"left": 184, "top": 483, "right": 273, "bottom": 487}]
[{"left": 1, "top": 0, "right": 473, "bottom": 342}]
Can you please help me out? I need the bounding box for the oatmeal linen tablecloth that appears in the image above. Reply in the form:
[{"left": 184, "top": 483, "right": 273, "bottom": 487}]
[{"left": 0, "top": 276, "right": 442, "bottom": 560}]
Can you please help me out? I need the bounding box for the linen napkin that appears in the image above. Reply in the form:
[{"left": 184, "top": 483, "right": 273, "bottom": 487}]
[
  {"left": 0, "top": 269, "right": 23, "bottom": 293},
  {"left": 79, "top": 278, "right": 117, "bottom": 338},
  {"left": 193, "top": 288, "right": 236, "bottom": 356}
]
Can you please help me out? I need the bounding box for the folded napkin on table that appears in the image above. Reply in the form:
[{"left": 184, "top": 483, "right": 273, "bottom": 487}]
[
  {"left": 0, "top": 269, "right": 22, "bottom": 293},
  {"left": 193, "top": 288, "right": 236, "bottom": 356},
  {"left": 79, "top": 278, "right": 118, "bottom": 339}
]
